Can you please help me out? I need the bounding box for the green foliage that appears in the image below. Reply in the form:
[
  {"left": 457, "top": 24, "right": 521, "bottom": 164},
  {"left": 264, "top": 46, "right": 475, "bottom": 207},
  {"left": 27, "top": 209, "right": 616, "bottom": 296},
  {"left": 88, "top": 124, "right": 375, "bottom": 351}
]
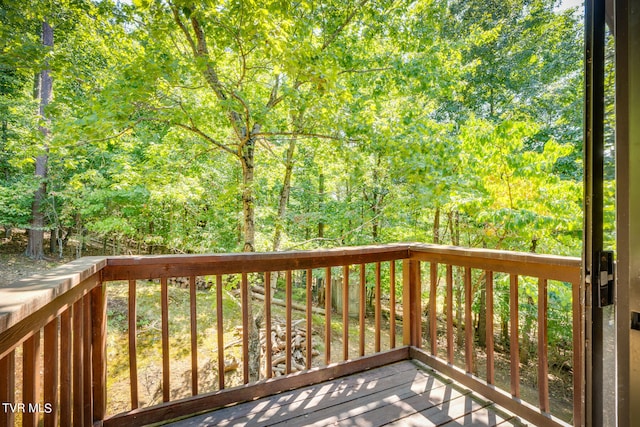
[{"left": 3, "top": 0, "right": 586, "bottom": 260}]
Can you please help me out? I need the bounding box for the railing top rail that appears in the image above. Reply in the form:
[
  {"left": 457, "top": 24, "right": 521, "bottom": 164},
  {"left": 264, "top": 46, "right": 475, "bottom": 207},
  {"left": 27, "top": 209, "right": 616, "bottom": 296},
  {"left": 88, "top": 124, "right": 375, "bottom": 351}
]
[
  {"left": 102, "top": 244, "right": 412, "bottom": 281},
  {"left": 409, "top": 243, "right": 581, "bottom": 283},
  {"left": 0, "top": 256, "right": 107, "bottom": 333},
  {"left": 0, "top": 243, "right": 583, "bottom": 336}
]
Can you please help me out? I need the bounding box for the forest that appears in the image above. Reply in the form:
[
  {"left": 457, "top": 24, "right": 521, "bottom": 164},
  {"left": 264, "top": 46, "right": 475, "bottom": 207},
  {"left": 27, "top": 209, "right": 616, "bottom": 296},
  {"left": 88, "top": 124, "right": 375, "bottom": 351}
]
[{"left": 0, "top": 0, "right": 595, "bottom": 261}]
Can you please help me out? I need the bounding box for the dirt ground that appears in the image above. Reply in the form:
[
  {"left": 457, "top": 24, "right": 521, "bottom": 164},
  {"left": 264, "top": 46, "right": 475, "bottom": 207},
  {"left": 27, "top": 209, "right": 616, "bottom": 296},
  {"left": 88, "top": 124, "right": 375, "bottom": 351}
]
[{"left": 0, "top": 230, "right": 71, "bottom": 287}]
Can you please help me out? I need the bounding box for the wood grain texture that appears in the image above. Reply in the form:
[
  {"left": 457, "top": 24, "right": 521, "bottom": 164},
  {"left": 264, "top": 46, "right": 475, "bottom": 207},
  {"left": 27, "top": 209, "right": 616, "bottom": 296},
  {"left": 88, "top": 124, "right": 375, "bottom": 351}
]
[
  {"left": 342, "top": 265, "right": 349, "bottom": 361},
  {"left": 306, "top": 269, "right": 313, "bottom": 370},
  {"left": 128, "top": 280, "right": 139, "bottom": 409},
  {"left": 464, "top": 267, "right": 473, "bottom": 374},
  {"left": 324, "top": 267, "right": 331, "bottom": 365},
  {"left": 429, "top": 262, "right": 437, "bottom": 355},
  {"left": 375, "top": 262, "right": 382, "bottom": 353},
  {"left": 0, "top": 349, "right": 15, "bottom": 426},
  {"left": 102, "top": 347, "right": 410, "bottom": 427},
  {"left": 189, "top": 276, "right": 198, "bottom": 396},
  {"left": 509, "top": 274, "right": 520, "bottom": 398},
  {"left": 216, "top": 275, "right": 225, "bottom": 390},
  {"left": 22, "top": 330, "right": 41, "bottom": 427},
  {"left": 446, "top": 265, "right": 454, "bottom": 365},
  {"left": 43, "top": 318, "right": 59, "bottom": 427},
  {"left": 72, "top": 298, "right": 84, "bottom": 426},
  {"left": 359, "top": 264, "right": 366, "bottom": 357},
  {"left": 264, "top": 272, "right": 272, "bottom": 379},
  {"left": 485, "top": 271, "right": 495, "bottom": 385},
  {"left": 91, "top": 284, "right": 108, "bottom": 423},
  {"left": 389, "top": 261, "right": 396, "bottom": 349},
  {"left": 410, "top": 347, "right": 565, "bottom": 427},
  {"left": 161, "top": 277, "right": 170, "bottom": 402},
  {"left": 537, "top": 278, "right": 550, "bottom": 412}
]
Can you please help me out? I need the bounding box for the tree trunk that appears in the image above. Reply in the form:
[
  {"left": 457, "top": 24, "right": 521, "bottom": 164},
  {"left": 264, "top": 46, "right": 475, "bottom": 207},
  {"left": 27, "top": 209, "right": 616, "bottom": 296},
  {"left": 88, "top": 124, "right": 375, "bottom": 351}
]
[
  {"left": 26, "top": 21, "right": 53, "bottom": 260},
  {"left": 433, "top": 206, "right": 440, "bottom": 244},
  {"left": 318, "top": 171, "right": 325, "bottom": 238},
  {"left": 241, "top": 128, "right": 258, "bottom": 253},
  {"left": 272, "top": 136, "right": 297, "bottom": 251},
  {"left": 449, "top": 210, "right": 464, "bottom": 347}
]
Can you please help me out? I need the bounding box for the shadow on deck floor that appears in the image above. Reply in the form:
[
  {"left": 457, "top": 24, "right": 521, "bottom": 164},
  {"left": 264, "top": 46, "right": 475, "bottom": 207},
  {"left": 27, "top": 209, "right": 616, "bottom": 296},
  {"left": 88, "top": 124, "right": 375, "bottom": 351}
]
[{"left": 162, "top": 360, "right": 526, "bottom": 427}]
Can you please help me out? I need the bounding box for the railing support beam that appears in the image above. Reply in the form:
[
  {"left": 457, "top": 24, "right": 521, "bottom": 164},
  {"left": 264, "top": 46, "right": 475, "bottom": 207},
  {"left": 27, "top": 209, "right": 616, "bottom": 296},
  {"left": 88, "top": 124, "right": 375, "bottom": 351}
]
[{"left": 402, "top": 259, "right": 421, "bottom": 347}]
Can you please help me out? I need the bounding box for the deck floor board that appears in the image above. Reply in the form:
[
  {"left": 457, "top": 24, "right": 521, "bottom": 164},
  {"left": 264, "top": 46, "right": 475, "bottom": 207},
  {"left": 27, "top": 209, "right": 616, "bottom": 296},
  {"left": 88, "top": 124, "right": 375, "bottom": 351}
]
[{"left": 163, "top": 361, "right": 526, "bottom": 427}]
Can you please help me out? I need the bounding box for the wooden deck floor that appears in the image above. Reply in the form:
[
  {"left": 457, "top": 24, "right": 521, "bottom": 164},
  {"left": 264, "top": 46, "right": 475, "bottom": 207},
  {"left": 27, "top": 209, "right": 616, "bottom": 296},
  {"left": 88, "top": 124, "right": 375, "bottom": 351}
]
[{"left": 163, "top": 360, "right": 526, "bottom": 427}]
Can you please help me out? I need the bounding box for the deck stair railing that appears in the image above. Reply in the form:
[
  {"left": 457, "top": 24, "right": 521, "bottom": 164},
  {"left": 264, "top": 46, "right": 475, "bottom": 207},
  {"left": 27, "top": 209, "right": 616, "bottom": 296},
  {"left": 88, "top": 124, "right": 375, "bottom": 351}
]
[{"left": 0, "top": 243, "right": 582, "bottom": 427}]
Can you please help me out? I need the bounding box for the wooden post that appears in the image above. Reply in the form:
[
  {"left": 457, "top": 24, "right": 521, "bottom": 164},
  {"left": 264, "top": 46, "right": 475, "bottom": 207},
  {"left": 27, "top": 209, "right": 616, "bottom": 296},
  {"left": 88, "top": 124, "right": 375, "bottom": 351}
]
[
  {"left": 241, "top": 273, "right": 249, "bottom": 384},
  {"left": 161, "top": 277, "right": 170, "bottom": 401},
  {"left": 91, "top": 283, "right": 107, "bottom": 423},
  {"left": 306, "top": 269, "right": 313, "bottom": 370},
  {"left": 390, "top": 261, "right": 396, "bottom": 349},
  {"left": 485, "top": 271, "right": 495, "bottom": 385},
  {"left": 402, "top": 259, "right": 421, "bottom": 347},
  {"left": 446, "top": 265, "right": 454, "bottom": 364},
  {"left": 286, "top": 270, "right": 293, "bottom": 374},
  {"left": 0, "top": 350, "right": 15, "bottom": 426},
  {"left": 128, "top": 280, "right": 139, "bottom": 409},
  {"left": 216, "top": 275, "right": 225, "bottom": 390},
  {"left": 189, "top": 276, "right": 198, "bottom": 396},
  {"left": 375, "top": 262, "right": 382, "bottom": 353},
  {"left": 324, "top": 267, "right": 332, "bottom": 364},
  {"left": 429, "top": 262, "right": 438, "bottom": 355},
  {"left": 342, "top": 265, "right": 349, "bottom": 361},
  {"left": 510, "top": 274, "right": 520, "bottom": 397},
  {"left": 23, "top": 331, "right": 41, "bottom": 427},
  {"left": 60, "top": 309, "right": 72, "bottom": 424},
  {"left": 83, "top": 292, "right": 93, "bottom": 423},
  {"left": 359, "top": 264, "right": 366, "bottom": 357},
  {"left": 72, "top": 298, "right": 84, "bottom": 426},
  {"left": 264, "top": 272, "right": 272, "bottom": 379},
  {"left": 537, "top": 278, "right": 550, "bottom": 412},
  {"left": 464, "top": 267, "right": 473, "bottom": 374},
  {"left": 44, "top": 318, "right": 59, "bottom": 427}
]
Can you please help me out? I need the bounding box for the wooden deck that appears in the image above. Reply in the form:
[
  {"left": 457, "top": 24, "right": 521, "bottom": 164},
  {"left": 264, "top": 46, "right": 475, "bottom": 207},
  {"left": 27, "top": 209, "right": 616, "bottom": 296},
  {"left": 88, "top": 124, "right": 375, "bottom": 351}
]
[{"left": 163, "top": 360, "right": 526, "bottom": 427}]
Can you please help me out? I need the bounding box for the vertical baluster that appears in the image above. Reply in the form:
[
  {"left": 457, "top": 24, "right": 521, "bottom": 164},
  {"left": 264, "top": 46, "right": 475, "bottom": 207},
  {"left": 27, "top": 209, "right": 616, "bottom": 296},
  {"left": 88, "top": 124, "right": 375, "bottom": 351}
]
[
  {"left": 265, "top": 272, "right": 273, "bottom": 379},
  {"left": 306, "top": 269, "right": 313, "bottom": 370},
  {"left": 91, "top": 284, "right": 107, "bottom": 423},
  {"left": 83, "top": 292, "right": 93, "bottom": 423},
  {"left": 241, "top": 273, "right": 249, "bottom": 384},
  {"left": 485, "top": 271, "right": 495, "bottom": 385},
  {"left": 60, "top": 308, "right": 71, "bottom": 424},
  {"left": 189, "top": 276, "right": 198, "bottom": 396},
  {"left": 538, "top": 278, "right": 550, "bottom": 412},
  {"left": 342, "top": 265, "right": 349, "bottom": 361},
  {"left": 324, "top": 267, "right": 331, "bottom": 364},
  {"left": 359, "top": 264, "right": 366, "bottom": 357},
  {"left": 0, "top": 350, "right": 15, "bottom": 426},
  {"left": 216, "top": 275, "right": 225, "bottom": 390},
  {"left": 43, "top": 318, "right": 59, "bottom": 427},
  {"left": 72, "top": 297, "right": 84, "bottom": 426},
  {"left": 285, "top": 270, "right": 292, "bottom": 374},
  {"left": 464, "top": 267, "right": 473, "bottom": 374},
  {"left": 389, "top": 261, "right": 396, "bottom": 349},
  {"left": 510, "top": 274, "right": 520, "bottom": 397},
  {"left": 128, "top": 280, "right": 139, "bottom": 409},
  {"left": 429, "top": 262, "right": 438, "bottom": 355},
  {"left": 23, "top": 331, "right": 41, "bottom": 427},
  {"left": 375, "top": 262, "right": 382, "bottom": 353},
  {"left": 161, "top": 277, "right": 170, "bottom": 402},
  {"left": 446, "top": 265, "right": 454, "bottom": 364}
]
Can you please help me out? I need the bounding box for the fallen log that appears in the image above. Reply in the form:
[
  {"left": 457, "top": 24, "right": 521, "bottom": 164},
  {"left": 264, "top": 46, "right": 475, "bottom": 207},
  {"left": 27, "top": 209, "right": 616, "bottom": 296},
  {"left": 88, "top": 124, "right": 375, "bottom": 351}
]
[{"left": 251, "top": 292, "right": 326, "bottom": 315}]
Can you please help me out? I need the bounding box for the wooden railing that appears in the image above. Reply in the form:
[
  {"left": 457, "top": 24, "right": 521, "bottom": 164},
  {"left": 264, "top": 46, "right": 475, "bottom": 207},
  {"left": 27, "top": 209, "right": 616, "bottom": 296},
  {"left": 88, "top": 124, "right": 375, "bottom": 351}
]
[{"left": 0, "top": 244, "right": 582, "bottom": 427}]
